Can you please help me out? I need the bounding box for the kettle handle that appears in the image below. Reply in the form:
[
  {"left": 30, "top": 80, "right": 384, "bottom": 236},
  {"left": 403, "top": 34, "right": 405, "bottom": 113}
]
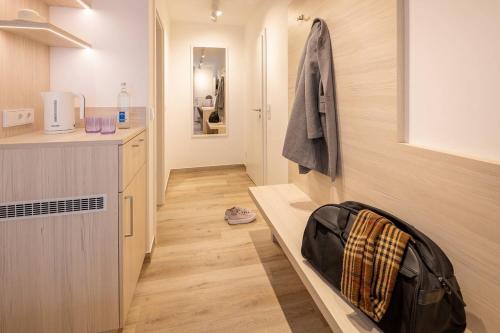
[{"left": 76, "top": 94, "right": 85, "bottom": 120}]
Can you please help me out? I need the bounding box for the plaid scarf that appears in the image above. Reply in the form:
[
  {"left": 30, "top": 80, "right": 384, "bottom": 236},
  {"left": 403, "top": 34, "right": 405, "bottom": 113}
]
[{"left": 341, "top": 209, "right": 411, "bottom": 322}]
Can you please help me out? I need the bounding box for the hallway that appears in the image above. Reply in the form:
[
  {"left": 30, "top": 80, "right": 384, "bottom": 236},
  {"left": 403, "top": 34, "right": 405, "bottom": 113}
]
[{"left": 124, "top": 166, "right": 331, "bottom": 332}]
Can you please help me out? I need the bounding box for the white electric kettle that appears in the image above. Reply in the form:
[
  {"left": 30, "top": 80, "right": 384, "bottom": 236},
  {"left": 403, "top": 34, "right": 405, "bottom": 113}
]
[{"left": 41, "top": 92, "right": 85, "bottom": 134}]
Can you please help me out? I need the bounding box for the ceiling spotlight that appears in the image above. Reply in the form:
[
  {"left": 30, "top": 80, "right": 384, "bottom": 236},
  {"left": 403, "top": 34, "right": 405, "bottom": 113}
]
[
  {"left": 210, "top": 10, "right": 222, "bottom": 22},
  {"left": 210, "top": 0, "right": 222, "bottom": 23}
]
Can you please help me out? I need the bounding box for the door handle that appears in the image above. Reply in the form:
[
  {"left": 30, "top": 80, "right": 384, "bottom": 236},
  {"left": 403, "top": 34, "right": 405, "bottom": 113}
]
[
  {"left": 124, "top": 195, "right": 134, "bottom": 237},
  {"left": 251, "top": 108, "right": 262, "bottom": 112},
  {"left": 53, "top": 100, "right": 58, "bottom": 122}
]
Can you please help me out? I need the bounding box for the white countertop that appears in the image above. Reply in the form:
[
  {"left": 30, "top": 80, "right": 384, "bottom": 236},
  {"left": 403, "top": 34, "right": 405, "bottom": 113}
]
[{"left": 0, "top": 127, "right": 145, "bottom": 148}]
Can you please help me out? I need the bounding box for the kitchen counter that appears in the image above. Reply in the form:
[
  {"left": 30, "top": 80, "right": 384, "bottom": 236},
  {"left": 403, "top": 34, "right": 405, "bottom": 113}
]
[
  {"left": 0, "top": 127, "right": 145, "bottom": 148},
  {"left": 0, "top": 126, "right": 148, "bottom": 332}
]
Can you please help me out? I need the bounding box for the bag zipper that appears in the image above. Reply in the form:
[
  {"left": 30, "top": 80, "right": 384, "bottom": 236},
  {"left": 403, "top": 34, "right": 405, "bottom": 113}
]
[
  {"left": 438, "top": 276, "right": 466, "bottom": 307},
  {"left": 418, "top": 252, "right": 467, "bottom": 307},
  {"left": 312, "top": 204, "right": 352, "bottom": 244},
  {"left": 409, "top": 243, "right": 422, "bottom": 333}
]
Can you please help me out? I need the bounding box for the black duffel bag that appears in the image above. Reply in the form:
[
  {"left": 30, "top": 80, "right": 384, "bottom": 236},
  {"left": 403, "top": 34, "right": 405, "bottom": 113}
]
[{"left": 301, "top": 201, "right": 466, "bottom": 333}]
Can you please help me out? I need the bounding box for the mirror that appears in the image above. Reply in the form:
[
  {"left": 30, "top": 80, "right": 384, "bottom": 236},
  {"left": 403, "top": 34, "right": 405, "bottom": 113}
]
[{"left": 192, "top": 47, "right": 227, "bottom": 136}]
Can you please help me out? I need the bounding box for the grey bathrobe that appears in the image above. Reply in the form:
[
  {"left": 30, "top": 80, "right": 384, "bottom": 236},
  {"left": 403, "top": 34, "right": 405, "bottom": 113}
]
[
  {"left": 215, "top": 76, "right": 225, "bottom": 119},
  {"left": 282, "top": 18, "right": 338, "bottom": 180}
]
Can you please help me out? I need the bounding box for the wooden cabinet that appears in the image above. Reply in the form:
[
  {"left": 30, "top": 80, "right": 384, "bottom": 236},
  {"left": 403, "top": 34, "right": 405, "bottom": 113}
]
[
  {"left": 120, "top": 158, "right": 147, "bottom": 324},
  {"left": 119, "top": 130, "right": 148, "bottom": 323},
  {"left": 0, "top": 128, "right": 147, "bottom": 333},
  {"left": 0, "top": 144, "right": 121, "bottom": 333},
  {"left": 120, "top": 131, "right": 147, "bottom": 191}
]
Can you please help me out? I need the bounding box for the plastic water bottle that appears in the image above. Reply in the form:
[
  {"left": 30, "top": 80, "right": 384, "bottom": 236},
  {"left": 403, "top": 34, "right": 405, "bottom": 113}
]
[{"left": 117, "top": 82, "right": 130, "bottom": 129}]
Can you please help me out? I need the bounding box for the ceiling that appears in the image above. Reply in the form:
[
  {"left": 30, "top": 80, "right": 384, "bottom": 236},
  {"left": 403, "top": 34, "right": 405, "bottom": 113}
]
[{"left": 162, "top": 0, "right": 267, "bottom": 26}]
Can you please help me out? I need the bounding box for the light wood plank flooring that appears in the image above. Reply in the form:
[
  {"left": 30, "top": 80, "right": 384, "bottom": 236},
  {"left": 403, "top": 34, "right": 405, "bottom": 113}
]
[{"left": 123, "top": 166, "right": 331, "bottom": 333}]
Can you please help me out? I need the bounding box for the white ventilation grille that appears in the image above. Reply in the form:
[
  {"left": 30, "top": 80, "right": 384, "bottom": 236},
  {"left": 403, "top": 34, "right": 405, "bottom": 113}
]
[{"left": 0, "top": 194, "right": 107, "bottom": 221}]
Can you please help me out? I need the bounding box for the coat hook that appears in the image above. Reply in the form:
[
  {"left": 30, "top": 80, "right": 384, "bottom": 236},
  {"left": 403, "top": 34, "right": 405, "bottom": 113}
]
[{"left": 296, "top": 14, "right": 310, "bottom": 22}]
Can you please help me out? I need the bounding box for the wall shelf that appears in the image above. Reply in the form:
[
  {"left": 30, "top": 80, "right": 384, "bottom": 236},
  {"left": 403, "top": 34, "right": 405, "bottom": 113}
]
[
  {"left": 43, "top": 0, "right": 92, "bottom": 9},
  {"left": 0, "top": 20, "right": 91, "bottom": 48}
]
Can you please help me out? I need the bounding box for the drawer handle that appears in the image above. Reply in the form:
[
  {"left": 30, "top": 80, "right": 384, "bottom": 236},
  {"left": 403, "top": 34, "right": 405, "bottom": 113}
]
[
  {"left": 139, "top": 139, "right": 145, "bottom": 142},
  {"left": 132, "top": 144, "right": 140, "bottom": 148},
  {"left": 124, "top": 195, "right": 134, "bottom": 237}
]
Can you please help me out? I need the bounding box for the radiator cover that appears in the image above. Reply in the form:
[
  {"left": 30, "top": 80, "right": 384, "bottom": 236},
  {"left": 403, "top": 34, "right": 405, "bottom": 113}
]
[{"left": 0, "top": 194, "right": 107, "bottom": 221}]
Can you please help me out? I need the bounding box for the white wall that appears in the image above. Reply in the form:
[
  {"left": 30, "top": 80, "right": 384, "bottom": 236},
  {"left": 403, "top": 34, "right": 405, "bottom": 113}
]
[
  {"left": 166, "top": 22, "right": 245, "bottom": 169},
  {"left": 194, "top": 67, "right": 215, "bottom": 100},
  {"left": 51, "top": 0, "right": 155, "bottom": 252},
  {"left": 244, "top": 1, "right": 289, "bottom": 184},
  {"left": 407, "top": 0, "right": 500, "bottom": 162},
  {"left": 50, "top": 0, "right": 149, "bottom": 107}
]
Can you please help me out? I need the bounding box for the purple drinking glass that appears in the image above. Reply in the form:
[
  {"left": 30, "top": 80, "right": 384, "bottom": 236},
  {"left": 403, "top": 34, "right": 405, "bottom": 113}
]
[
  {"left": 85, "top": 116, "right": 101, "bottom": 133},
  {"left": 100, "top": 117, "right": 116, "bottom": 134}
]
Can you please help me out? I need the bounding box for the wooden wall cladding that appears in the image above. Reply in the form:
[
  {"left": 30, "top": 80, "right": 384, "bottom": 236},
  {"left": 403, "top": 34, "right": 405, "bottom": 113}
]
[
  {"left": 288, "top": 0, "right": 500, "bottom": 331},
  {"left": 0, "top": 0, "right": 50, "bottom": 138}
]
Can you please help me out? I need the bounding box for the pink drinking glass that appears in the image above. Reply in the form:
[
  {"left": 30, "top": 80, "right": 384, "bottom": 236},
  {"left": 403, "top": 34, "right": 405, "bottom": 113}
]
[
  {"left": 100, "top": 117, "right": 116, "bottom": 134},
  {"left": 85, "top": 116, "right": 101, "bottom": 133}
]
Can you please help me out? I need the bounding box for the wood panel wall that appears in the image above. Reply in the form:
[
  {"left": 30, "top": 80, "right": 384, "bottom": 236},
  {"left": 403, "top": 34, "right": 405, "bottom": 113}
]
[
  {"left": 288, "top": 1, "right": 500, "bottom": 332},
  {"left": 0, "top": 0, "right": 50, "bottom": 138}
]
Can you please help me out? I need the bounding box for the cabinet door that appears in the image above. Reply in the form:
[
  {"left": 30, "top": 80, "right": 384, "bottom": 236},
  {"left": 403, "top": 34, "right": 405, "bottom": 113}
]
[{"left": 121, "top": 164, "right": 147, "bottom": 323}]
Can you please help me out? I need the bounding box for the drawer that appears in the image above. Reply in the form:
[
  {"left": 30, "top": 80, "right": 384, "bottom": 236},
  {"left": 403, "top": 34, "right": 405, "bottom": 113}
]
[{"left": 119, "top": 131, "right": 146, "bottom": 191}]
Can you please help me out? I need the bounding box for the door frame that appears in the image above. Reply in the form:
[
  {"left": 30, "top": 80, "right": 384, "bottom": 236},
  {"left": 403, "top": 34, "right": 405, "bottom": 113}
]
[
  {"left": 155, "top": 11, "right": 166, "bottom": 206},
  {"left": 261, "top": 28, "right": 268, "bottom": 185},
  {"left": 247, "top": 28, "right": 268, "bottom": 186}
]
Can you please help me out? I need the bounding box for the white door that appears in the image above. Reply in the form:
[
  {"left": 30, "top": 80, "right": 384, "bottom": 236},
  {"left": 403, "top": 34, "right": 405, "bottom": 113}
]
[{"left": 246, "top": 30, "right": 267, "bottom": 185}]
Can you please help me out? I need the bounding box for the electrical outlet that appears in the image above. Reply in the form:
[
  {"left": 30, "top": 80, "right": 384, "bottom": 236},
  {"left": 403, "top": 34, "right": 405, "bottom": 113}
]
[{"left": 2, "top": 109, "right": 35, "bottom": 128}]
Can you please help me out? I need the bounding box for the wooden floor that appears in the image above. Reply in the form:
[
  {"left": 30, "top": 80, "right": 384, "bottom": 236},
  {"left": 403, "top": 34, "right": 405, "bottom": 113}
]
[{"left": 123, "top": 166, "right": 331, "bottom": 333}]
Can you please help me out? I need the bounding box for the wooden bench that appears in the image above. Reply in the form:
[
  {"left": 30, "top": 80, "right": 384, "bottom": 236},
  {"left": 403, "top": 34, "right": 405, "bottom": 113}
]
[
  {"left": 206, "top": 121, "right": 227, "bottom": 134},
  {"left": 249, "top": 184, "right": 380, "bottom": 333}
]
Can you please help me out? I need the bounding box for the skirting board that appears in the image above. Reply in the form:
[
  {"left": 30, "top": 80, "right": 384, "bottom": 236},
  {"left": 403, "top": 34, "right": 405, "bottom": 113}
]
[
  {"left": 144, "top": 236, "right": 156, "bottom": 264},
  {"left": 170, "top": 164, "right": 246, "bottom": 174}
]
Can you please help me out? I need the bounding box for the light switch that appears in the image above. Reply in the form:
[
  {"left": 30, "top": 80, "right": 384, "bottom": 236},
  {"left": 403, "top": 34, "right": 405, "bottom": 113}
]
[{"left": 2, "top": 109, "right": 35, "bottom": 128}]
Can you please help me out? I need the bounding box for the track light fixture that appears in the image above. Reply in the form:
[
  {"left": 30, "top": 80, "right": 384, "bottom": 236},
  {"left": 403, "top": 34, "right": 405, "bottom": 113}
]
[{"left": 210, "top": 0, "right": 223, "bottom": 23}]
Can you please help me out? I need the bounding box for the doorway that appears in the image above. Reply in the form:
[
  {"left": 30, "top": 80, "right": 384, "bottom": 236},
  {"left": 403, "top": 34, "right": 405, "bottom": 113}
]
[
  {"left": 155, "top": 12, "right": 166, "bottom": 205},
  {"left": 246, "top": 29, "right": 267, "bottom": 186}
]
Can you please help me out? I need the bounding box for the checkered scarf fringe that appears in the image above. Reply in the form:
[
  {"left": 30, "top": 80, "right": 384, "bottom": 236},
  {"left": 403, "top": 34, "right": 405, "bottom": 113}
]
[{"left": 341, "top": 209, "right": 411, "bottom": 322}]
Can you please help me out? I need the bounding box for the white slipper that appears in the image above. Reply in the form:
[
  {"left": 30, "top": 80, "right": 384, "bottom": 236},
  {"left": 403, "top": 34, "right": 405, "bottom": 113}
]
[{"left": 225, "top": 207, "right": 256, "bottom": 225}]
